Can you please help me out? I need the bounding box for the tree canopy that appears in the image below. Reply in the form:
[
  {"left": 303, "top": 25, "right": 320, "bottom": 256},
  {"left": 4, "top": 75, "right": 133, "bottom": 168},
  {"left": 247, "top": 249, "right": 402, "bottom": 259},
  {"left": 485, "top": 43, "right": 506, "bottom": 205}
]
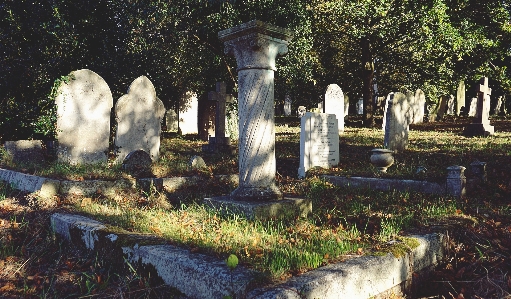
[{"left": 1, "top": 0, "right": 509, "bottom": 139}]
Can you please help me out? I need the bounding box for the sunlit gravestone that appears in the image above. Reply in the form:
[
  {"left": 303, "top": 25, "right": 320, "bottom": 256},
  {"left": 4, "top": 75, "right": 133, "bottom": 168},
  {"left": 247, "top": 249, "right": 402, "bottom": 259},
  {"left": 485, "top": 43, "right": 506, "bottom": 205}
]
[
  {"left": 55, "top": 69, "right": 113, "bottom": 164},
  {"left": 205, "top": 20, "right": 311, "bottom": 220},
  {"left": 114, "top": 76, "right": 165, "bottom": 163}
]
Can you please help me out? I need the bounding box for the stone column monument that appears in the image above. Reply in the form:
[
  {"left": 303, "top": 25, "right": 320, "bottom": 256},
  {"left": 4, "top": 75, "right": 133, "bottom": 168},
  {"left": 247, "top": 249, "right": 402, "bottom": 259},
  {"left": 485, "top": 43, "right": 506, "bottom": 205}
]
[
  {"left": 219, "top": 20, "right": 292, "bottom": 201},
  {"left": 205, "top": 20, "right": 311, "bottom": 219}
]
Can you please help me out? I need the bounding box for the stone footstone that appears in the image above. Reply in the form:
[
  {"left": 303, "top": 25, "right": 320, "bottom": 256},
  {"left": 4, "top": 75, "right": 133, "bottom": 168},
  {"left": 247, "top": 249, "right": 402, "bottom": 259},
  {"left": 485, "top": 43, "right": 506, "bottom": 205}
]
[{"left": 122, "top": 150, "right": 153, "bottom": 178}]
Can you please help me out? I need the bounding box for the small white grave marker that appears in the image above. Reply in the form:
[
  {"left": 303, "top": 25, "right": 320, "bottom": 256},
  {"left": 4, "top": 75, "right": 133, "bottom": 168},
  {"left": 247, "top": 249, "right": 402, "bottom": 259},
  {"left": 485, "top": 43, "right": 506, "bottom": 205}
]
[{"left": 298, "top": 112, "right": 339, "bottom": 178}]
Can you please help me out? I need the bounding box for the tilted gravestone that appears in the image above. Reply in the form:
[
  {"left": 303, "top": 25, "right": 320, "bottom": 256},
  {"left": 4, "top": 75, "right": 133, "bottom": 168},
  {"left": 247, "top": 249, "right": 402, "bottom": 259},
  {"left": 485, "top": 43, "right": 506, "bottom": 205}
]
[
  {"left": 179, "top": 91, "right": 199, "bottom": 135},
  {"left": 324, "top": 84, "right": 344, "bottom": 134},
  {"left": 203, "top": 82, "right": 235, "bottom": 153},
  {"left": 435, "top": 95, "right": 449, "bottom": 121},
  {"left": 494, "top": 95, "right": 507, "bottom": 116},
  {"left": 463, "top": 77, "right": 494, "bottom": 137},
  {"left": 115, "top": 76, "right": 165, "bottom": 163},
  {"left": 298, "top": 112, "right": 339, "bottom": 178},
  {"left": 382, "top": 92, "right": 394, "bottom": 130},
  {"left": 55, "top": 69, "right": 113, "bottom": 164},
  {"left": 284, "top": 95, "right": 292, "bottom": 116},
  {"left": 456, "top": 81, "right": 465, "bottom": 116},
  {"left": 384, "top": 92, "right": 411, "bottom": 152}
]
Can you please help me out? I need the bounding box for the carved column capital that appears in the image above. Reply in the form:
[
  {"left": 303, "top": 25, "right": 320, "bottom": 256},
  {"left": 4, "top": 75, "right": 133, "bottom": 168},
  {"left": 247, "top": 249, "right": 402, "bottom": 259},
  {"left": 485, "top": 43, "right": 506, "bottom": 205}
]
[{"left": 219, "top": 20, "right": 293, "bottom": 71}]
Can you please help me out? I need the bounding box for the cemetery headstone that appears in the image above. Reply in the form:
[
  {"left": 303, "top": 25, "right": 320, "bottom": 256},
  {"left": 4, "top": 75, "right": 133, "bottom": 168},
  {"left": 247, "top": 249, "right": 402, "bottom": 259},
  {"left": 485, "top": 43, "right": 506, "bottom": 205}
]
[
  {"left": 189, "top": 155, "right": 207, "bottom": 170},
  {"left": 356, "top": 99, "right": 364, "bottom": 115},
  {"left": 297, "top": 106, "right": 306, "bottom": 118},
  {"left": 456, "top": 81, "right": 465, "bottom": 116},
  {"left": 324, "top": 84, "right": 344, "bottom": 133},
  {"left": 463, "top": 77, "right": 494, "bottom": 137},
  {"left": 494, "top": 95, "right": 507, "bottom": 116},
  {"left": 284, "top": 95, "right": 292, "bottom": 116},
  {"left": 114, "top": 76, "right": 165, "bottom": 163},
  {"left": 4, "top": 140, "right": 45, "bottom": 164},
  {"left": 344, "top": 95, "right": 350, "bottom": 120},
  {"left": 122, "top": 150, "right": 152, "bottom": 178},
  {"left": 382, "top": 92, "right": 394, "bottom": 130},
  {"left": 55, "top": 69, "right": 113, "bottom": 164},
  {"left": 198, "top": 93, "right": 216, "bottom": 141},
  {"left": 179, "top": 91, "right": 199, "bottom": 135},
  {"left": 433, "top": 95, "right": 448, "bottom": 121},
  {"left": 411, "top": 89, "right": 425, "bottom": 124},
  {"left": 298, "top": 112, "right": 339, "bottom": 178},
  {"left": 166, "top": 109, "right": 179, "bottom": 132},
  {"left": 447, "top": 95, "right": 455, "bottom": 115},
  {"left": 203, "top": 82, "right": 235, "bottom": 153},
  {"left": 383, "top": 92, "right": 410, "bottom": 152},
  {"left": 468, "top": 98, "right": 478, "bottom": 117}
]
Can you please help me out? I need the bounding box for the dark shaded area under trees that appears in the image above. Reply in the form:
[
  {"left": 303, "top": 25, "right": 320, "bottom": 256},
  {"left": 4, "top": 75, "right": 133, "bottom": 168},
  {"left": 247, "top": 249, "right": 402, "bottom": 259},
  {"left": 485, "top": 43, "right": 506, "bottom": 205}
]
[{"left": 1, "top": 0, "right": 510, "bottom": 140}]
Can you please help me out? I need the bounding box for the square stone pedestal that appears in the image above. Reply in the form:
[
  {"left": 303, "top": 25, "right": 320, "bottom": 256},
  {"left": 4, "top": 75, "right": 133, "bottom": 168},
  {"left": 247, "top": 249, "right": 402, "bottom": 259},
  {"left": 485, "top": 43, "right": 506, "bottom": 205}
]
[{"left": 204, "top": 196, "right": 312, "bottom": 221}]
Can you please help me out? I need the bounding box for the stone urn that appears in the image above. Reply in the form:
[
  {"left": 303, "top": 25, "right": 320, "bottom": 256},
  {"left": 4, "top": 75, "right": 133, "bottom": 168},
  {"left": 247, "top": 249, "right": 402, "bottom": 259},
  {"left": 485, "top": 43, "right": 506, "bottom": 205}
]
[{"left": 370, "top": 149, "right": 394, "bottom": 172}]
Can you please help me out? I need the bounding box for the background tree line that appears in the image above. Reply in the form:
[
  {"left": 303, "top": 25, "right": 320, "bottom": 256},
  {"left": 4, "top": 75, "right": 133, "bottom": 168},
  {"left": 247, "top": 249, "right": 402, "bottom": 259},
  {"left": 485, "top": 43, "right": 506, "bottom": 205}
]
[{"left": 1, "top": 0, "right": 510, "bottom": 140}]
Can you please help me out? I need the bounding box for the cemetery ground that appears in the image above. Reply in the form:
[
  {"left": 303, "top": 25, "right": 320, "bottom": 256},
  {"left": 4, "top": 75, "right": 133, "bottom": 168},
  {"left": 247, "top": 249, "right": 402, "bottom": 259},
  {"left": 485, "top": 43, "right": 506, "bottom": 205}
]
[{"left": 1, "top": 116, "right": 511, "bottom": 298}]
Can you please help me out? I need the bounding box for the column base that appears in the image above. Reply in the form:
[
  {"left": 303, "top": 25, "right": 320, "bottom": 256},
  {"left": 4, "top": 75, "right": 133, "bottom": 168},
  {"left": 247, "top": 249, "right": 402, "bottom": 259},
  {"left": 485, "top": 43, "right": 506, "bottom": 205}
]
[{"left": 203, "top": 195, "right": 311, "bottom": 221}]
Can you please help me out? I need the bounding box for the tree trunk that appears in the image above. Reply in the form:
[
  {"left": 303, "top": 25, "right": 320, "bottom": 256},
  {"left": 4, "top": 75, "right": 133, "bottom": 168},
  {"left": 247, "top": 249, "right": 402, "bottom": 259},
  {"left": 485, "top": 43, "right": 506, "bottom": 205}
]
[{"left": 361, "top": 36, "right": 375, "bottom": 127}]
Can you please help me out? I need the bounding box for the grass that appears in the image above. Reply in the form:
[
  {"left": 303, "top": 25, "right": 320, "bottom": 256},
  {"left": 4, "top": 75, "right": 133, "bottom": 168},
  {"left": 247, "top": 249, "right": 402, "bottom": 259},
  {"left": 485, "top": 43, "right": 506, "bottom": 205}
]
[{"left": 1, "top": 116, "right": 511, "bottom": 292}]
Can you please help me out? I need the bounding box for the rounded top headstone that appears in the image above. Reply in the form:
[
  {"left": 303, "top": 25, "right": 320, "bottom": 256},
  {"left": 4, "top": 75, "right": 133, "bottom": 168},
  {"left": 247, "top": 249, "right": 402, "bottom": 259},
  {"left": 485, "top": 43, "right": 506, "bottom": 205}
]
[{"left": 122, "top": 150, "right": 153, "bottom": 178}]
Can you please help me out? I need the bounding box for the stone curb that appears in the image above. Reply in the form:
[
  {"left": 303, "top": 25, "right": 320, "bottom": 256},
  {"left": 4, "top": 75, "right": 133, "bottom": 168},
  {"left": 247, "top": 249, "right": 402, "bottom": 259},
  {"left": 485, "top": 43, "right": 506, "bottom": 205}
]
[
  {"left": 50, "top": 213, "right": 256, "bottom": 299},
  {"left": 322, "top": 175, "right": 445, "bottom": 195},
  {"left": 51, "top": 213, "right": 446, "bottom": 299}
]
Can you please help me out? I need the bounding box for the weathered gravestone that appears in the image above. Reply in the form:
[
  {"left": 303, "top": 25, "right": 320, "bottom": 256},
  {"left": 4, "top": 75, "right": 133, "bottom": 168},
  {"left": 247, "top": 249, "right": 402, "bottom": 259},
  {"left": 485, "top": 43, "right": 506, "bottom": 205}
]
[
  {"left": 344, "top": 95, "right": 350, "bottom": 120},
  {"left": 298, "top": 112, "right": 340, "bottom": 178},
  {"left": 324, "top": 84, "right": 344, "bottom": 134},
  {"left": 434, "top": 95, "right": 449, "bottom": 121},
  {"left": 356, "top": 99, "right": 364, "bottom": 115},
  {"left": 297, "top": 106, "right": 306, "bottom": 118},
  {"left": 382, "top": 92, "right": 394, "bottom": 131},
  {"left": 463, "top": 77, "right": 494, "bottom": 137},
  {"left": 468, "top": 97, "right": 478, "bottom": 117},
  {"left": 4, "top": 140, "right": 45, "bottom": 164},
  {"left": 198, "top": 93, "right": 216, "bottom": 141},
  {"left": 284, "top": 95, "right": 292, "bottom": 116},
  {"left": 457, "top": 81, "right": 465, "bottom": 116},
  {"left": 411, "top": 89, "right": 425, "bottom": 124},
  {"left": 55, "top": 69, "right": 113, "bottom": 164},
  {"left": 494, "top": 95, "right": 507, "bottom": 116},
  {"left": 122, "top": 150, "right": 152, "bottom": 178},
  {"left": 166, "top": 110, "right": 179, "bottom": 132},
  {"left": 203, "top": 82, "right": 235, "bottom": 153},
  {"left": 179, "top": 91, "right": 199, "bottom": 135},
  {"left": 384, "top": 92, "right": 410, "bottom": 152},
  {"left": 204, "top": 21, "right": 311, "bottom": 221},
  {"left": 115, "top": 76, "right": 165, "bottom": 163},
  {"left": 447, "top": 95, "right": 455, "bottom": 115}
]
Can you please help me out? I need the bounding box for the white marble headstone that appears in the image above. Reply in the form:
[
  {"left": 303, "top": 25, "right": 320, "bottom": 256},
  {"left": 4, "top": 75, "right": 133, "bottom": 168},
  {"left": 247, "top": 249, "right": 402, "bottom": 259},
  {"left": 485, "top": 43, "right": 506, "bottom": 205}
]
[
  {"left": 324, "top": 84, "right": 344, "bottom": 133},
  {"left": 298, "top": 112, "right": 339, "bottom": 178},
  {"left": 55, "top": 69, "right": 113, "bottom": 164},
  {"left": 115, "top": 76, "right": 165, "bottom": 162}
]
